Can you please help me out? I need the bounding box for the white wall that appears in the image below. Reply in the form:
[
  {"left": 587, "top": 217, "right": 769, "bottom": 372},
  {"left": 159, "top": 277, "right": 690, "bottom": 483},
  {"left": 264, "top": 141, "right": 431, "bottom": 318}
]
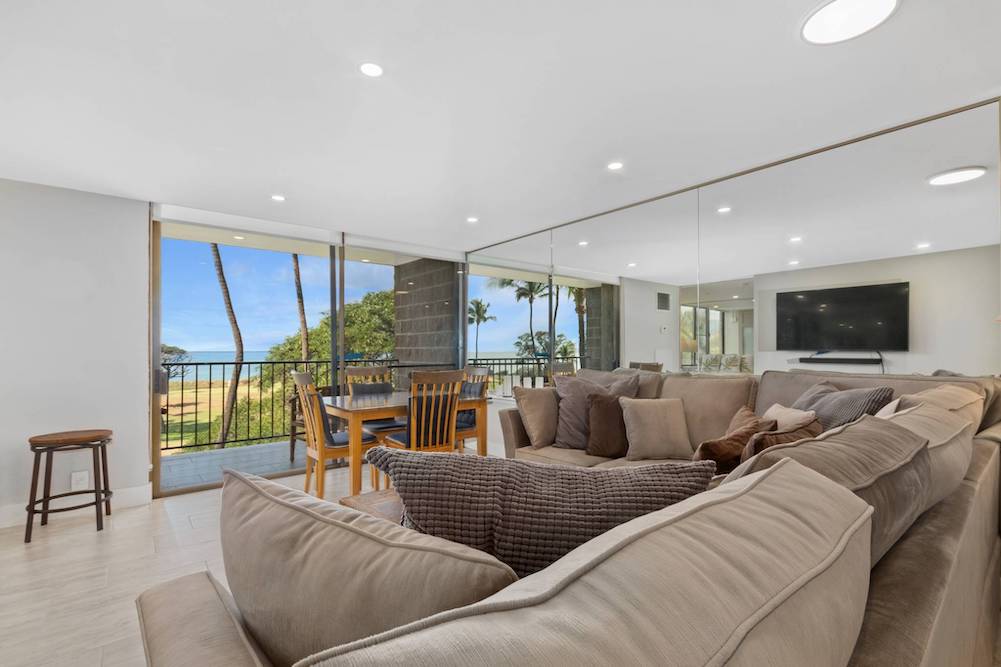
[
  {"left": 619, "top": 278, "right": 680, "bottom": 371},
  {"left": 754, "top": 245, "right": 1000, "bottom": 376},
  {"left": 0, "top": 179, "right": 150, "bottom": 527}
]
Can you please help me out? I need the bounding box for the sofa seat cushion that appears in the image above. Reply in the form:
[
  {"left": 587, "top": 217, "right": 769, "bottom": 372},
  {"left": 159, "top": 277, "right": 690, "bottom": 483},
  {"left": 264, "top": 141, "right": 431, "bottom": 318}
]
[
  {"left": 849, "top": 439, "right": 999, "bottom": 667},
  {"left": 515, "top": 445, "right": 612, "bottom": 467},
  {"left": 591, "top": 457, "right": 692, "bottom": 469},
  {"left": 883, "top": 400, "right": 975, "bottom": 511},
  {"left": 658, "top": 375, "right": 756, "bottom": 446},
  {"left": 367, "top": 446, "right": 714, "bottom": 578},
  {"left": 725, "top": 415, "right": 930, "bottom": 566},
  {"left": 297, "top": 459, "right": 873, "bottom": 667},
  {"left": 137, "top": 571, "right": 271, "bottom": 667},
  {"left": 219, "top": 470, "right": 517, "bottom": 667}
]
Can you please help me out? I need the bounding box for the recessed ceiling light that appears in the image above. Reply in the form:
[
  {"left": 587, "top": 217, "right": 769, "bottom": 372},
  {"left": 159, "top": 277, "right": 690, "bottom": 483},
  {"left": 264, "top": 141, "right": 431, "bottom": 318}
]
[
  {"left": 407, "top": 281, "right": 415, "bottom": 286},
  {"left": 578, "top": 240, "right": 589, "bottom": 247},
  {"left": 270, "top": 194, "right": 286, "bottom": 202},
  {"left": 802, "top": 0, "right": 897, "bottom": 45},
  {"left": 359, "top": 63, "right": 383, "bottom": 77},
  {"left": 788, "top": 260, "right": 800, "bottom": 266},
  {"left": 466, "top": 217, "right": 479, "bottom": 223},
  {"left": 606, "top": 161, "right": 623, "bottom": 171},
  {"left": 360, "top": 258, "right": 370, "bottom": 263},
  {"left": 717, "top": 206, "right": 732, "bottom": 214},
  {"left": 789, "top": 236, "right": 803, "bottom": 243},
  {"left": 232, "top": 235, "right": 245, "bottom": 240},
  {"left": 732, "top": 295, "right": 740, "bottom": 299},
  {"left": 915, "top": 242, "right": 931, "bottom": 250},
  {"left": 928, "top": 167, "right": 987, "bottom": 186},
  {"left": 396, "top": 290, "right": 409, "bottom": 294},
  {"left": 627, "top": 262, "right": 637, "bottom": 268}
]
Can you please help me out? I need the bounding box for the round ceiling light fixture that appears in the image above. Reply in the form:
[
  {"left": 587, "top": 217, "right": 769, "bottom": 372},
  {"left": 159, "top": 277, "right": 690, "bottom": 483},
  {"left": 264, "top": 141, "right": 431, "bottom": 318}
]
[
  {"left": 271, "top": 194, "right": 286, "bottom": 202},
  {"left": 359, "top": 63, "right": 384, "bottom": 77},
  {"left": 606, "top": 161, "right": 624, "bottom": 171},
  {"left": 627, "top": 262, "right": 637, "bottom": 268},
  {"left": 232, "top": 235, "right": 245, "bottom": 240},
  {"left": 788, "top": 260, "right": 801, "bottom": 266},
  {"left": 717, "top": 206, "right": 732, "bottom": 214},
  {"left": 789, "top": 236, "right": 803, "bottom": 243},
  {"left": 927, "top": 167, "right": 987, "bottom": 186},
  {"left": 578, "top": 240, "right": 589, "bottom": 247},
  {"left": 466, "top": 217, "right": 479, "bottom": 223},
  {"left": 802, "top": 0, "right": 897, "bottom": 45}
]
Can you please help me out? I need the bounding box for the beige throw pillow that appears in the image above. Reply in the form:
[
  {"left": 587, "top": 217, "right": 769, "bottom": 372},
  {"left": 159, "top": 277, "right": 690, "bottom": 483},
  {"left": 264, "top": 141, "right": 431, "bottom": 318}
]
[
  {"left": 513, "top": 386, "right": 559, "bottom": 449},
  {"left": 219, "top": 471, "right": 518, "bottom": 666},
  {"left": 621, "top": 397, "right": 692, "bottom": 460},
  {"left": 762, "top": 403, "right": 817, "bottom": 431}
]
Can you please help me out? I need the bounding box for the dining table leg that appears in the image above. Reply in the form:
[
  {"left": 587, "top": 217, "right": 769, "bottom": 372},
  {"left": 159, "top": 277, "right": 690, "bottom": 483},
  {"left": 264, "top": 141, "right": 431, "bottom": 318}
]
[
  {"left": 349, "top": 414, "right": 364, "bottom": 495},
  {"left": 475, "top": 401, "right": 488, "bottom": 456}
]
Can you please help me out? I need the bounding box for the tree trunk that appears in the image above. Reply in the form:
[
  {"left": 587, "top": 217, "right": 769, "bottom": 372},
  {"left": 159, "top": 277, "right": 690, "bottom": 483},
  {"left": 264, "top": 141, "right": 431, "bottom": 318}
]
[
  {"left": 474, "top": 323, "right": 480, "bottom": 359},
  {"left": 292, "top": 253, "right": 309, "bottom": 362},
  {"left": 212, "top": 243, "right": 243, "bottom": 448},
  {"left": 553, "top": 285, "right": 560, "bottom": 332},
  {"left": 576, "top": 301, "right": 587, "bottom": 365},
  {"left": 527, "top": 297, "right": 536, "bottom": 356}
]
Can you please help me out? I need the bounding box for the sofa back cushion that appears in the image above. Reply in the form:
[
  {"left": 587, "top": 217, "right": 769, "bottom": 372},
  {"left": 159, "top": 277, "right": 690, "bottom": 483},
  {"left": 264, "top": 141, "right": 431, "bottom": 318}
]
[
  {"left": 219, "top": 471, "right": 517, "bottom": 666},
  {"left": 298, "top": 459, "right": 873, "bottom": 667},
  {"left": 724, "top": 415, "right": 930, "bottom": 565},
  {"left": 755, "top": 370, "right": 986, "bottom": 419},
  {"left": 658, "top": 375, "right": 756, "bottom": 446},
  {"left": 882, "top": 398, "right": 976, "bottom": 510}
]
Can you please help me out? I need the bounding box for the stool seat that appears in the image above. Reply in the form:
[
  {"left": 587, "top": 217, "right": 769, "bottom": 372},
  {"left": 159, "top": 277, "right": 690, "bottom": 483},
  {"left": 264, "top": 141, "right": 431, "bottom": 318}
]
[{"left": 29, "top": 429, "right": 113, "bottom": 446}]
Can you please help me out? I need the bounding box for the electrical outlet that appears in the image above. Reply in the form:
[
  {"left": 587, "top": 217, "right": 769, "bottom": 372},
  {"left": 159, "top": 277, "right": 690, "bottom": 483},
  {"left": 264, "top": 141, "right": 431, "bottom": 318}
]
[{"left": 71, "top": 470, "right": 89, "bottom": 491}]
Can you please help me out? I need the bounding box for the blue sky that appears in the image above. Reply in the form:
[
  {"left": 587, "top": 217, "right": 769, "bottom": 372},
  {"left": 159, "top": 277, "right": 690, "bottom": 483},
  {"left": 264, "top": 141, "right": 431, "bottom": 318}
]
[{"left": 162, "top": 238, "right": 581, "bottom": 354}]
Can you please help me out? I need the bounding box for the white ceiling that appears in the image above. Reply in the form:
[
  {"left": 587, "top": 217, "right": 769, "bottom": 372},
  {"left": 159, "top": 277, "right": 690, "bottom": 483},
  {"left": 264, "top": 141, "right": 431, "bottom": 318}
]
[
  {"left": 0, "top": 1, "right": 999, "bottom": 253},
  {"left": 475, "top": 102, "right": 1000, "bottom": 285}
]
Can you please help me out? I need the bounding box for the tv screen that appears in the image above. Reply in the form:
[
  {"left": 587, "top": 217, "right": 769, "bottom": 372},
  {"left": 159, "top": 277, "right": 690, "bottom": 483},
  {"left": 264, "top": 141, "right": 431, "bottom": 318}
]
[{"left": 776, "top": 282, "right": 909, "bottom": 352}]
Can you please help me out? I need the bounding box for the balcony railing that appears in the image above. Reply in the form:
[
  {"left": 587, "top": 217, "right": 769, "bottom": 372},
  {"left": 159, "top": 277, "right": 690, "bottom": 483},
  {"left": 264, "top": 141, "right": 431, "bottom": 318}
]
[
  {"left": 468, "top": 356, "right": 585, "bottom": 397},
  {"left": 160, "top": 358, "right": 449, "bottom": 453}
]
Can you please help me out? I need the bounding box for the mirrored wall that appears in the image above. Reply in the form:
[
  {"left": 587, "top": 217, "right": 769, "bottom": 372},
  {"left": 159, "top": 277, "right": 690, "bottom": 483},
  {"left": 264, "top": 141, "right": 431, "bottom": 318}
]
[{"left": 468, "top": 101, "right": 1000, "bottom": 381}]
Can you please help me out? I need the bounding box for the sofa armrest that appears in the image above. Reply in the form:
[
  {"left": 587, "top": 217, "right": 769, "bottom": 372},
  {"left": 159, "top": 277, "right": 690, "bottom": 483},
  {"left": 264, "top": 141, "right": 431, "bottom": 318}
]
[
  {"left": 975, "top": 422, "right": 1001, "bottom": 445},
  {"left": 499, "top": 408, "right": 532, "bottom": 458},
  {"left": 137, "top": 571, "right": 270, "bottom": 666}
]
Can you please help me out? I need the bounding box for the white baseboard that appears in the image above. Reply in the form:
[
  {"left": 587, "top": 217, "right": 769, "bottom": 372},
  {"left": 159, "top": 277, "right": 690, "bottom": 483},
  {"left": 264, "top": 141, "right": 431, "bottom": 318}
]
[{"left": 0, "top": 482, "right": 152, "bottom": 529}]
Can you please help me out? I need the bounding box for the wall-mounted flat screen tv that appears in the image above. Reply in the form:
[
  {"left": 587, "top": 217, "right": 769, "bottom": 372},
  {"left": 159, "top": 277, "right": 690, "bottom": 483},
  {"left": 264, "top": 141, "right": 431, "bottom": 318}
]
[{"left": 776, "top": 282, "right": 909, "bottom": 351}]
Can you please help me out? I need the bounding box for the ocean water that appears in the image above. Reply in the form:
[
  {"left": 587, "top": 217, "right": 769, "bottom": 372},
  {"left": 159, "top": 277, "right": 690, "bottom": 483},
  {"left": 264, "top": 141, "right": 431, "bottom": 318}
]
[{"left": 165, "top": 351, "right": 272, "bottom": 381}]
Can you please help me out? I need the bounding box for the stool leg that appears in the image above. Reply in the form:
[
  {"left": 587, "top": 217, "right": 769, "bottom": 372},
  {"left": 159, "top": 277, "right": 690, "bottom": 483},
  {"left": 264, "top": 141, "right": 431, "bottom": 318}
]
[
  {"left": 41, "top": 451, "right": 53, "bottom": 526},
  {"left": 25, "top": 451, "right": 41, "bottom": 543},
  {"left": 100, "top": 442, "right": 111, "bottom": 515},
  {"left": 91, "top": 445, "right": 104, "bottom": 532}
]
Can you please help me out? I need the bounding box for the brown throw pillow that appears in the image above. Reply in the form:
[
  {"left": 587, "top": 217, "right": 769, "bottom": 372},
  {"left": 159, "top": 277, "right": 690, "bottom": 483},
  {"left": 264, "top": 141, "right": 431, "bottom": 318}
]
[
  {"left": 513, "top": 386, "right": 559, "bottom": 449},
  {"left": 554, "top": 374, "right": 639, "bottom": 450},
  {"left": 742, "top": 418, "right": 824, "bottom": 462},
  {"left": 367, "top": 446, "right": 715, "bottom": 577},
  {"left": 586, "top": 393, "right": 629, "bottom": 458},
  {"left": 693, "top": 407, "right": 776, "bottom": 474}
]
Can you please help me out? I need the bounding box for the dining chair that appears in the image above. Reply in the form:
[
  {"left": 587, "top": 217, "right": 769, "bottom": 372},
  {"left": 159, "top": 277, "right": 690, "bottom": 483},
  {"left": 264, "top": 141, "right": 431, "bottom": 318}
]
[
  {"left": 456, "top": 366, "right": 490, "bottom": 453},
  {"left": 291, "top": 371, "right": 377, "bottom": 499},
  {"left": 346, "top": 365, "right": 407, "bottom": 489},
  {"left": 382, "top": 371, "right": 465, "bottom": 481},
  {"left": 288, "top": 382, "right": 333, "bottom": 462},
  {"left": 629, "top": 361, "right": 664, "bottom": 372}
]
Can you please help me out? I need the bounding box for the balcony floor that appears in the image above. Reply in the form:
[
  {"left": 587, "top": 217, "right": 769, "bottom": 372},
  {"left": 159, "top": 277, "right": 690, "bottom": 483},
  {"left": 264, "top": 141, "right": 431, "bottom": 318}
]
[{"left": 159, "top": 398, "right": 512, "bottom": 493}]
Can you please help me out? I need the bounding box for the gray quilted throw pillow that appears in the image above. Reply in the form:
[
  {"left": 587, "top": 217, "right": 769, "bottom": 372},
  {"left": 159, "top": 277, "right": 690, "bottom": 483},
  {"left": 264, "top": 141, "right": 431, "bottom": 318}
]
[
  {"left": 366, "top": 447, "right": 715, "bottom": 577},
  {"left": 792, "top": 381, "right": 894, "bottom": 430}
]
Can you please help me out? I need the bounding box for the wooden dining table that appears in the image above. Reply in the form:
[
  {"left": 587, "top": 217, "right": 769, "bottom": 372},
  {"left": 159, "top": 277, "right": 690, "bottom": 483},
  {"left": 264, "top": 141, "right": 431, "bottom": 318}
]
[{"left": 324, "top": 391, "right": 488, "bottom": 495}]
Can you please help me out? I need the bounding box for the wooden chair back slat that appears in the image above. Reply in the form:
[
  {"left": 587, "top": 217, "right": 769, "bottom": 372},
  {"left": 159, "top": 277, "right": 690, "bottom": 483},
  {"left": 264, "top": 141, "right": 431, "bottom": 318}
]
[
  {"left": 346, "top": 365, "right": 393, "bottom": 395},
  {"left": 407, "top": 370, "right": 465, "bottom": 451},
  {"left": 291, "top": 371, "right": 325, "bottom": 454}
]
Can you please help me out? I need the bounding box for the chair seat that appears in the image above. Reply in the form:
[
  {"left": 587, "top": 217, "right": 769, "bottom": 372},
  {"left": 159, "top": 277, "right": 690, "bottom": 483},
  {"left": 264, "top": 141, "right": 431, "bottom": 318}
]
[
  {"left": 363, "top": 418, "right": 408, "bottom": 433},
  {"left": 29, "top": 429, "right": 112, "bottom": 446},
  {"left": 327, "top": 430, "right": 377, "bottom": 447},
  {"left": 456, "top": 411, "right": 476, "bottom": 431}
]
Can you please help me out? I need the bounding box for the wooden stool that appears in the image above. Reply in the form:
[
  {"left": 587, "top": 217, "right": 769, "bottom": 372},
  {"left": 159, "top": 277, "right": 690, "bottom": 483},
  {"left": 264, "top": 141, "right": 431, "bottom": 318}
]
[{"left": 25, "top": 429, "right": 113, "bottom": 543}]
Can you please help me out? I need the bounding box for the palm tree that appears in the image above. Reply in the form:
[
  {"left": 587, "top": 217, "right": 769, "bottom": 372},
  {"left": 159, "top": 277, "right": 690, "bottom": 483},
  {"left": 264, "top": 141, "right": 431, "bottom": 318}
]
[
  {"left": 211, "top": 243, "right": 243, "bottom": 448},
  {"left": 490, "top": 278, "right": 549, "bottom": 356},
  {"left": 566, "top": 286, "right": 587, "bottom": 362},
  {"left": 467, "top": 298, "right": 496, "bottom": 359},
  {"left": 291, "top": 253, "right": 309, "bottom": 362}
]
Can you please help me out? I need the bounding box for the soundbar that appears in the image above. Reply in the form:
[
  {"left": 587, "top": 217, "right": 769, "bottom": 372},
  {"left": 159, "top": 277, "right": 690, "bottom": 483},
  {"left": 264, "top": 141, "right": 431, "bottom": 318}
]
[{"left": 796, "top": 357, "right": 882, "bottom": 365}]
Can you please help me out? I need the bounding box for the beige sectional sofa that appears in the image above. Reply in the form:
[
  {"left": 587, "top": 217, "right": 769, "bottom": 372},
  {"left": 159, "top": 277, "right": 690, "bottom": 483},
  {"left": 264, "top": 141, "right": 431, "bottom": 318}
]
[{"left": 136, "top": 370, "right": 1001, "bottom": 666}]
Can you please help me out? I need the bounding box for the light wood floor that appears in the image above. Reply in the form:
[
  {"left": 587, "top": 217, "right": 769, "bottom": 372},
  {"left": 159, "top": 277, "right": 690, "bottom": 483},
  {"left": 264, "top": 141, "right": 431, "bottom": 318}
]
[{"left": 0, "top": 464, "right": 378, "bottom": 667}]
